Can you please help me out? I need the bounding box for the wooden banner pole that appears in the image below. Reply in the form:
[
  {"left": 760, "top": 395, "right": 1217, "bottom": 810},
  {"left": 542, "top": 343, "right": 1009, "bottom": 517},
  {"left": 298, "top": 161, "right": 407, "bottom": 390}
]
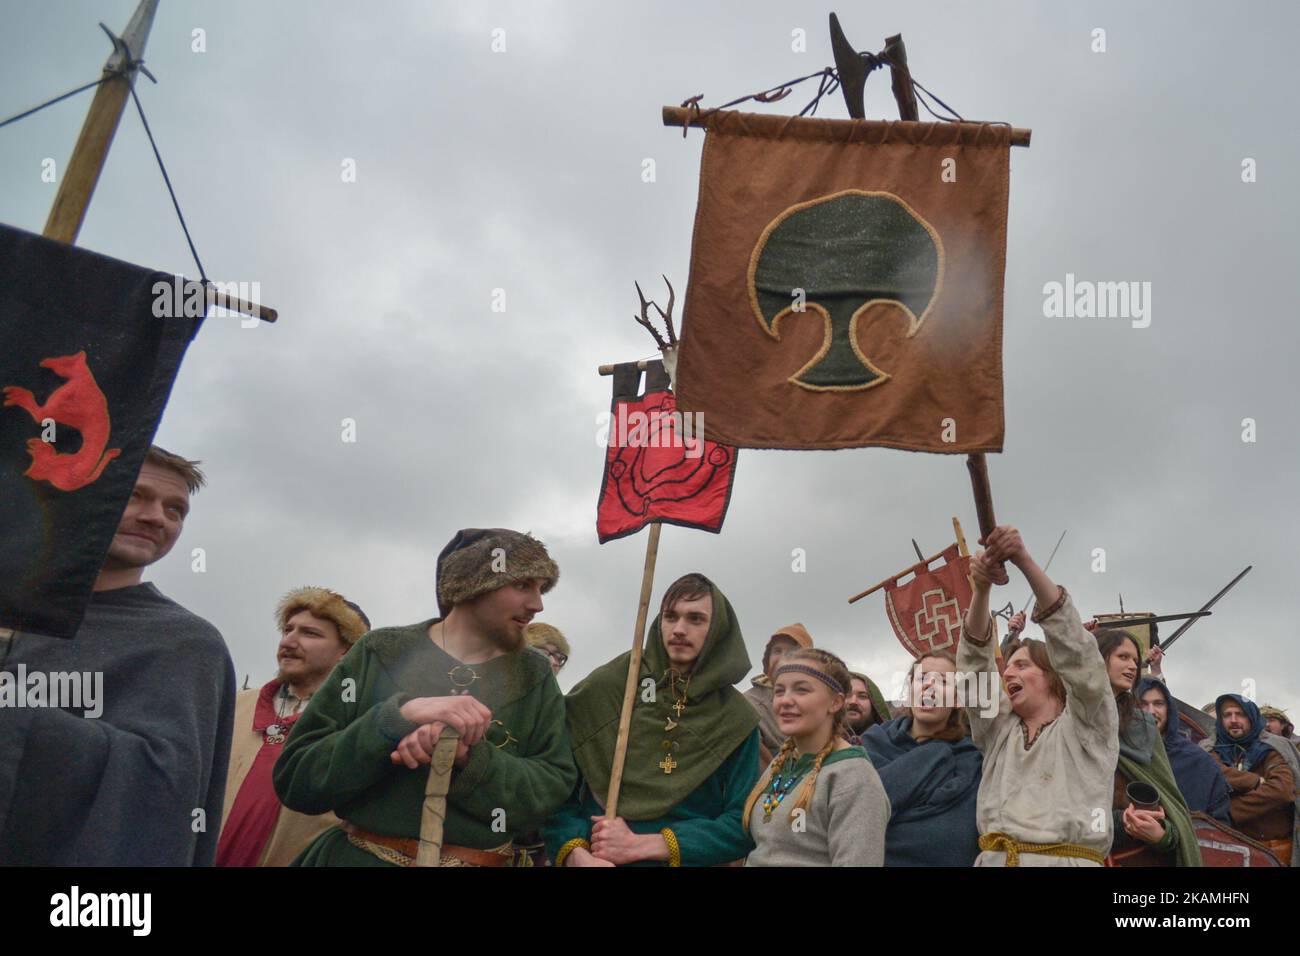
[
  {"left": 605, "top": 521, "right": 662, "bottom": 818},
  {"left": 39, "top": 1, "right": 275, "bottom": 324},
  {"left": 955, "top": 514, "right": 1004, "bottom": 666},
  {"left": 661, "top": 106, "right": 1032, "bottom": 146},
  {"left": 964, "top": 453, "right": 998, "bottom": 543},
  {"left": 847, "top": 542, "right": 958, "bottom": 604},
  {"left": 43, "top": 0, "right": 160, "bottom": 245}
]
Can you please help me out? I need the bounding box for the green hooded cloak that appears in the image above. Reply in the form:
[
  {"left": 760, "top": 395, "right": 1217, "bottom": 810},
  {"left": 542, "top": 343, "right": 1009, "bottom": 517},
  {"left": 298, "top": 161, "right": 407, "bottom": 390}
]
[
  {"left": 564, "top": 579, "right": 759, "bottom": 821},
  {"left": 1116, "top": 709, "right": 1202, "bottom": 867}
]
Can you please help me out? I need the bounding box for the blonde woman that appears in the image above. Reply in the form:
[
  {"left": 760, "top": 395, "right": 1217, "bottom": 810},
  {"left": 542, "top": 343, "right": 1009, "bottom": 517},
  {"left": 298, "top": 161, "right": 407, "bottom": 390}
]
[{"left": 743, "top": 649, "right": 890, "bottom": 866}]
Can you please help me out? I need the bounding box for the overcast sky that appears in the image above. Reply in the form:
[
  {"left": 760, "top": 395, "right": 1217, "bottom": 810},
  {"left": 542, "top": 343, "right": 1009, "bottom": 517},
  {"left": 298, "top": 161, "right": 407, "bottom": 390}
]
[{"left": 2, "top": 1, "right": 1297, "bottom": 714}]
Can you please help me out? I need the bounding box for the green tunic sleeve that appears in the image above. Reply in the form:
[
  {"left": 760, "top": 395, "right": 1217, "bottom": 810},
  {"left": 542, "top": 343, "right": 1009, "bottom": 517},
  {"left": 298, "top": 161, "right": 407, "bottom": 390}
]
[
  {"left": 447, "top": 675, "right": 577, "bottom": 833},
  {"left": 668, "top": 730, "right": 760, "bottom": 867},
  {"left": 273, "top": 643, "right": 416, "bottom": 815}
]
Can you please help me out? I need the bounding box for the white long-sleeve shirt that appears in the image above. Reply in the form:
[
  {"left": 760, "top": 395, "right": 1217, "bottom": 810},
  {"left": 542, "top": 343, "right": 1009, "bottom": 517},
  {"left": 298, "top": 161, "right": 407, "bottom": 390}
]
[{"left": 959, "top": 590, "right": 1118, "bottom": 866}]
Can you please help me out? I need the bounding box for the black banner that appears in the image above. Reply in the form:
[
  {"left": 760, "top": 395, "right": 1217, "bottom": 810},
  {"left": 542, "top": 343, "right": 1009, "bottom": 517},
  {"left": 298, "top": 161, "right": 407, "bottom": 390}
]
[{"left": 0, "top": 224, "right": 200, "bottom": 638}]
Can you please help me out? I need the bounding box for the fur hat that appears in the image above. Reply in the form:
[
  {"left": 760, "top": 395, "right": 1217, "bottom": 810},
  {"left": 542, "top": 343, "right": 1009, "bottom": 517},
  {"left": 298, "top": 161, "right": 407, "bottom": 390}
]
[
  {"left": 436, "top": 528, "right": 559, "bottom": 617},
  {"left": 524, "top": 622, "right": 570, "bottom": 657},
  {"left": 276, "top": 587, "right": 371, "bottom": 645},
  {"left": 1260, "top": 705, "right": 1294, "bottom": 735}
]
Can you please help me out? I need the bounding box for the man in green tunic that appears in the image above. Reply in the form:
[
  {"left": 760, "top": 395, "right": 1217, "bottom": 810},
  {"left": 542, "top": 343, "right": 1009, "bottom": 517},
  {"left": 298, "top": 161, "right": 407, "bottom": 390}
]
[
  {"left": 273, "top": 528, "right": 577, "bottom": 866},
  {"left": 544, "top": 572, "right": 761, "bottom": 867}
]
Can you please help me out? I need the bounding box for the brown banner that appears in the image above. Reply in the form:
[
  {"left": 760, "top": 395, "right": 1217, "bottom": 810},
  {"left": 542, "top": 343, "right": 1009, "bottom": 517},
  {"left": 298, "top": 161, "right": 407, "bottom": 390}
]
[{"left": 675, "top": 109, "right": 1011, "bottom": 451}]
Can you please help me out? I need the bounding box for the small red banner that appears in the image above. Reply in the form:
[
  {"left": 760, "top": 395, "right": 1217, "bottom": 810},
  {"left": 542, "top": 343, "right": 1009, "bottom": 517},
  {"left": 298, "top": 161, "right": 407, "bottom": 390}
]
[{"left": 883, "top": 544, "right": 973, "bottom": 659}]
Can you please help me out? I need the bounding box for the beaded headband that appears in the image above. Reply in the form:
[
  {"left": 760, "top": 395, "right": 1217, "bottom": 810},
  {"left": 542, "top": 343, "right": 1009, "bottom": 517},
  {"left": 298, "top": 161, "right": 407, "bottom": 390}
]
[{"left": 774, "top": 662, "right": 845, "bottom": 696}]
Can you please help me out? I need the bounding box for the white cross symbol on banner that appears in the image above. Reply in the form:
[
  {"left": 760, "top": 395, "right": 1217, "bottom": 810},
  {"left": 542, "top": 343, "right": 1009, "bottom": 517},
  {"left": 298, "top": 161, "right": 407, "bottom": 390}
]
[{"left": 914, "top": 588, "right": 961, "bottom": 651}]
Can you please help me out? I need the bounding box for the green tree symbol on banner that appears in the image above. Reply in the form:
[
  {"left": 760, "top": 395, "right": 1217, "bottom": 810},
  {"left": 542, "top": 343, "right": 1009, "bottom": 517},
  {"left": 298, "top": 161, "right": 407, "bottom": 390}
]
[{"left": 749, "top": 190, "right": 943, "bottom": 391}]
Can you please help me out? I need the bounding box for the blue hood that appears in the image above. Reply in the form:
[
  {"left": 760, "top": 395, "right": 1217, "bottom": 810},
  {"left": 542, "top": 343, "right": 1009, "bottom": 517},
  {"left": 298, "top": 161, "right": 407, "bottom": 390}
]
[
  {"left": 1213, "top": 693, "right": 1272, "bottom": 772},
  {"left": 1136, "top": 678, "right": 1232, "bottom": 823}
]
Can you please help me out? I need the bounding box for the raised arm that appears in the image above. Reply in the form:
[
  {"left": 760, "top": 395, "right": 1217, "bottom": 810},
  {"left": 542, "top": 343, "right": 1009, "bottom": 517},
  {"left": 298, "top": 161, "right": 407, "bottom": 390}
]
[
  {"left": 959, "top": 549, "right": 1011, "bottom": 750},
  {"left": 983, "top": 526, "right": 1114, "bottom": 733}
]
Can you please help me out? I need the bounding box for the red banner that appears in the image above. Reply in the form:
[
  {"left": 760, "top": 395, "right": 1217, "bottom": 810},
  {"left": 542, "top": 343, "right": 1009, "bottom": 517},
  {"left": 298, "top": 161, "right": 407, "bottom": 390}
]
[
  {"left": 883, "top": 544, "right": 973, "bottom": 659},
  {"left": 596, "top": 361, "right": 738, "bottom": 543}
]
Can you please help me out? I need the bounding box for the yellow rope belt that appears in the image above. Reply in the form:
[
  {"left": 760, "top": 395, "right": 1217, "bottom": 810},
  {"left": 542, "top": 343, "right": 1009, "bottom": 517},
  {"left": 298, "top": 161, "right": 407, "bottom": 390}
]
[{"left": 978, "top": 832, "right": 1106, "bottom": 867}]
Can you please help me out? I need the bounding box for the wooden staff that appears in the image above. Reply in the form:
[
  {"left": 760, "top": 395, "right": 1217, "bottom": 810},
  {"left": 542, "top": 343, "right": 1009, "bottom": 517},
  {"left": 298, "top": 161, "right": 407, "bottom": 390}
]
[
  {"left": 41, "top": 0, "right": 274, "bottom": 324},
  {"left": 952, "top": 515, "right": 972, "bottom": 567},
  {"left": 605, "top": 521, "right": 662, "bottom": 818},
  {"left": 598, "top": 359, "right": 656, "bottom": 376},
  {"left": 661, "top": 106, "right": 1033, "bottom": 146},
  {"left": 955, "top": 515, "right": 1001, "bottom": 663},
  {"left": 965, "top": 454, "right": 998, "bottom": 542},
  {"left": 44, "top": 0, "right": 159, "bottom": 245},
  {"left": 847, "top": 542, "right": 956, "bottom": 604},
  {"left": 415, "top": 731, "right": 459, "bottom": 867}
]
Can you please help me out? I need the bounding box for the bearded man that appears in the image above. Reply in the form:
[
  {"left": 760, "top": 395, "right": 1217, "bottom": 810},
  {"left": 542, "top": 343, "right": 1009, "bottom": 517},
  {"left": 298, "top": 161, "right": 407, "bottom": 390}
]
[
  {"left": 844, "top": 671, "right": 892, "bottom": 745},
  {"left": 273, "top": 529, "right": 577, "bottom": 866},
  {"left": 1204, "top": 695, "right": 1299, "bottom": 865}
]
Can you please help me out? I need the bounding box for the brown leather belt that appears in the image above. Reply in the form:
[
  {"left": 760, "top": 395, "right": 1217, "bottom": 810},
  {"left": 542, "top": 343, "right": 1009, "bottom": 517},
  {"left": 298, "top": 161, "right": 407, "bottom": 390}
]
[{"left": 341, "top": 821, "right": 512, "bottom": 867}]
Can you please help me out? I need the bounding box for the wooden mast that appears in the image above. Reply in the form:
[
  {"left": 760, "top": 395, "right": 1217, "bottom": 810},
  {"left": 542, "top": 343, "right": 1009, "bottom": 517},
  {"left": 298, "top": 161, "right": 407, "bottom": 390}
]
[{"left": 44, "top": 0, "right": 159, "bottom": 245}]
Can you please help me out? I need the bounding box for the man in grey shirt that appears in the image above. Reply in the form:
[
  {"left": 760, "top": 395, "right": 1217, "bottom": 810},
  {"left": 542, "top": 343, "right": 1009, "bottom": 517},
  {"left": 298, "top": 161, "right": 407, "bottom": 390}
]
[{"left": 0, "top": 445, "right": 235, "bottom": 865}]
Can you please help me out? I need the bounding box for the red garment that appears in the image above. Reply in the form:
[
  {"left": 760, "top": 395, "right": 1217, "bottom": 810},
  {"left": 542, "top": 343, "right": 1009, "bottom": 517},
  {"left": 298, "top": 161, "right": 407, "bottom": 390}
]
[{"left": 215, "top": 680, "right": 302, "bottom": 867}]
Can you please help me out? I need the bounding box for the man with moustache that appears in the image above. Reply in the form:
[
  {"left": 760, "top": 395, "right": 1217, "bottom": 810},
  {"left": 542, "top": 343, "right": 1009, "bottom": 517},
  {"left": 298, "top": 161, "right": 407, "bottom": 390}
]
[
  {"left": 0, "top": 446, "right": 236, "bottom": 865},
  {"left": 217, "top": 587, "right": 370, "bottom": 866},
  {"left": 545, "top": 573, "right": 761, "bottom": 866},
  {"left": 844, "top": 671, "right": 892, "bottom": 746},
  {"left": 274, "top": 529, "right": 577, "bottom": 866},
  {"left": 1204, "top": 695, "right": 1299, "bottom": 865}
]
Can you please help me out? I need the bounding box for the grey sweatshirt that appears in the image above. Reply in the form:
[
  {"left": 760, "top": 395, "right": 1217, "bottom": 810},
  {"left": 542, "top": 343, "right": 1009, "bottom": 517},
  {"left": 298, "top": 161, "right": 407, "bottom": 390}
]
[
  {"left": 745, "top": 748, "right": 890, "bottom": 866},
  {"left": 0, "top": 583, "right": 235, "bottom": 865}
]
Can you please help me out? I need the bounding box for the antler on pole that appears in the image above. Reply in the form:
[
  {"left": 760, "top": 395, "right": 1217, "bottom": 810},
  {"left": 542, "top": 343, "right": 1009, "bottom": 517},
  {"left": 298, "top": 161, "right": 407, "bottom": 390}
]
[
  {"left": 633, "top": 276, "right": 677, "bottom": 350},
  {"left": 634, "top": 281, "right": 669, "bottom": 351}
]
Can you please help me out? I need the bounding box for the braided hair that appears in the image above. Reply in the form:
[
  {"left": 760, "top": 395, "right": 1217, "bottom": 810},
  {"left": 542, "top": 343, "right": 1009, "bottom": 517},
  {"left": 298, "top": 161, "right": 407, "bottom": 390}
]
[{"left": 741, "top": 648, "right": 851, "bottom": 829}]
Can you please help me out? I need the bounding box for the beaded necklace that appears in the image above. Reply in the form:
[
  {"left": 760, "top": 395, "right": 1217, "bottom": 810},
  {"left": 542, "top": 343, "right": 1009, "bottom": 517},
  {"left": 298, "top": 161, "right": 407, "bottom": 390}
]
[{"left": 760, "top": 757, "right": 803, "bottom": 822}]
